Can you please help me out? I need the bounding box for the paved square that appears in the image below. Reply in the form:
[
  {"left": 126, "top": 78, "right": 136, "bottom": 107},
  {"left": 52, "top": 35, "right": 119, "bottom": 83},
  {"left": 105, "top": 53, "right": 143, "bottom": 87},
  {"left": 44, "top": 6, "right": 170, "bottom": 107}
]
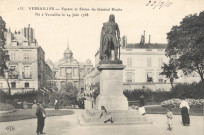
[{"left": 0, "top": 110, "right": 203, "bottom": 135}]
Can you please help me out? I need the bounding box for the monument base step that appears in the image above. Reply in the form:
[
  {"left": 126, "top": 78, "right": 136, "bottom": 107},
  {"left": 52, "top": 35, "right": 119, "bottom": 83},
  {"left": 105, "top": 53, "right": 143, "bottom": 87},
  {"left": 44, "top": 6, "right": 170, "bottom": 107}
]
[
  {"left": 79, "top": 109, "right": 153, "bottom": 125},
  {"left": 79, "top": 120, "right": 153, "bottom": 126}
]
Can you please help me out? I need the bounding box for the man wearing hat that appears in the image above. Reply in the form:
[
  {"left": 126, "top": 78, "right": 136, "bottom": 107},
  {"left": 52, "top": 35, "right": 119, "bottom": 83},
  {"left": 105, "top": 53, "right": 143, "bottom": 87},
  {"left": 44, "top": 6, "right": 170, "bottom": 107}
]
[{"left": 36, "top": 103, "right": 46, "bottom": 134}]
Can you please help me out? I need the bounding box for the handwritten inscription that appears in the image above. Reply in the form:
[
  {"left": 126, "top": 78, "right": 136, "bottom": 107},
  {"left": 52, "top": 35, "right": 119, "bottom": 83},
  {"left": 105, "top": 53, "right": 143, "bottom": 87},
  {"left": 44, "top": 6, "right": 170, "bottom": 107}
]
[{"left": 146, "top": 0, "right": 173, "bottom": 9}]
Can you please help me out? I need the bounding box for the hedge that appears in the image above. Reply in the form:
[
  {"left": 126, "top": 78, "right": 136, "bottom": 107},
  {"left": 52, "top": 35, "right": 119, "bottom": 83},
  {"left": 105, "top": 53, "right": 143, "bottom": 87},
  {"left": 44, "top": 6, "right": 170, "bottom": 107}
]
[
  {"left": 123, "top": 82, "right": 204, "bottom": 103},
  {"left": 0, "top": 103, "right": 15, "bottom": 111},
  {"left": 161, "top": 98, "right": 204, "bottom": 108},
  {"left": 123, "top": 89, "right": 171, "bottom": 102}
]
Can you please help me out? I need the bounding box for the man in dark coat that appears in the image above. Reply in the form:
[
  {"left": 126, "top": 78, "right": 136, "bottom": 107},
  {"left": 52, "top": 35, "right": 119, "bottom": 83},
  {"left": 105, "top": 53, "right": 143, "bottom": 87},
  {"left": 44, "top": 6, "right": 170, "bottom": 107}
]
[{"left": 36, "top": 103, "right": 46, "bottom": 134}]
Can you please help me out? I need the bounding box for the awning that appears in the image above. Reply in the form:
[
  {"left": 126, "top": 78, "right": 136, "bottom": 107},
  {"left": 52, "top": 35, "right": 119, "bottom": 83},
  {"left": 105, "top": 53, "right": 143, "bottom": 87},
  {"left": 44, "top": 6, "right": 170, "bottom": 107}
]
[
  {"left": 39, "top": 88, "right": 48, "bottom": 93},
  {"left": 41, "top": 86, "right": 49, "bottom": 93}
]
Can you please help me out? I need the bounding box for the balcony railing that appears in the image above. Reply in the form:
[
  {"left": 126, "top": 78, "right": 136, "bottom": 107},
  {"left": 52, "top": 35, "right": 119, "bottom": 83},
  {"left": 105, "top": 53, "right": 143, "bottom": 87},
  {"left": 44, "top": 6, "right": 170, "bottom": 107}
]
[
  {"left": 9, "top": 75, "right": 19, "bottom": 79},
  {"left": 23, "top": 73, "right": 32, "bottom": 79}
]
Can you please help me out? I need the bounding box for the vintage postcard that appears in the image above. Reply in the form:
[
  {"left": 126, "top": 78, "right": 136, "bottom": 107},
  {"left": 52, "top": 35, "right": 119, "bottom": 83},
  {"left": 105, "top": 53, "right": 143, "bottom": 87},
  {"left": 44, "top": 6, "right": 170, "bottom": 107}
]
[{"left": 0, "top": 0, "right": 203, "bottom": 135}]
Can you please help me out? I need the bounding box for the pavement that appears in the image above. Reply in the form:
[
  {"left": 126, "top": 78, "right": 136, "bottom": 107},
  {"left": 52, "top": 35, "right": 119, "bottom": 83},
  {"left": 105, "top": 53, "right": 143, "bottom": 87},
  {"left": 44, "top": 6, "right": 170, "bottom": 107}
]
[{"left": 0, "top": 109, "right": 203, "bottom": 135}]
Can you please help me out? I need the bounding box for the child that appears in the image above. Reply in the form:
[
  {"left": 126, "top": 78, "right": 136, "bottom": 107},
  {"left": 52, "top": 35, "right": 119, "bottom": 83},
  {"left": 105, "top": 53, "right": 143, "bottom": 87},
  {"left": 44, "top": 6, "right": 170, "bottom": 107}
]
[
  {"left": 167, "top": 108, "right": 173, "bottom": 131},
  {"left": 138, "top": 105, "right": 146, "bottom": 115},
  {"left": 99, "top": 106, "right": 114, "bottom": 123}
]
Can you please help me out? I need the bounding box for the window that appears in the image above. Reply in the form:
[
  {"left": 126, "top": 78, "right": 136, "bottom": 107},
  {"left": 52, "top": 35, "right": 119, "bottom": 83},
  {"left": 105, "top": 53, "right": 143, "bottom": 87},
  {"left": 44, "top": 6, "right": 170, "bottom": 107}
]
[
  {"left": 23, "top": 51, "right": 29, "bottom": 61},
  {"left": 66, "top": 68, "right": 72, "bottom": 79},
  {"left": 127, "top": 58, "right": 132, "bottom": 67},
  {"left": 147, "top": 72, "right": 153, "bottom": 82},
  {"left": 60, "top": 68, "right": 65, "bottom": 77},
  {"left": 9, "top": 66, "right": 18, "bottom": 79},
  {"left": 10, "top": 52, "right": 16, "bottom": 61},
  {"left": 25, "top": 82, "right": 29, "bottom": 88},
  {"left": 24, "top": 66, "right": 31, "bottom": 78},
  {"left": 147, "top": 58, "right": 152, "bottom": 67},
  {"left": 10, "top": 66, "right": 16, "bottom": 70},
  {"left": 127, "top": 72, "right": 132, "bottom": 83},
  {"left": 158, "top": 73, "right": 163, "bottom": 83},
  {"left": 11, "top": 82, "right": 16, "bottom": 88},
  {"left": 158, "top": 58, "right": 163, "bottom": 67},
  {"left": 73, "top": 68, "right": 78, "bottom": 76}
]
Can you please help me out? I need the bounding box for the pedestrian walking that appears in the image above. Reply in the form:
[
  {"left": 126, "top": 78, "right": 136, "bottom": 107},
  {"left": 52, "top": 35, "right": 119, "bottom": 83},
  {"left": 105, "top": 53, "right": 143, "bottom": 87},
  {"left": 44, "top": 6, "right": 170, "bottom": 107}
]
[
  {"left": 99, "top": 106, "right": 114, "bottom": 123},
  {"left": 179, "top": 98, "right": 190, "bottom": 126},
  {"left": 139, "top": 94, "right": 145, "bottom": 106},
  {"left": 54, "top": 99, "right": 58, "bottom": 110},
  {"left": 36, "top": 103, "right": 46, "bottom": 135},
  {"left": 166, "top": 108, "right": 173, "bottom": 131}
]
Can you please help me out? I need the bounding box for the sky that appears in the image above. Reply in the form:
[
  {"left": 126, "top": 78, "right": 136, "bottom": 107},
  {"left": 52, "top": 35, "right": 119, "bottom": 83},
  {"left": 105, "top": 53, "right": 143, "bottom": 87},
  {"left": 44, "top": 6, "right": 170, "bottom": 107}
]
[{"left": 0, "top": 0, "right": 204, "bottom": 66}]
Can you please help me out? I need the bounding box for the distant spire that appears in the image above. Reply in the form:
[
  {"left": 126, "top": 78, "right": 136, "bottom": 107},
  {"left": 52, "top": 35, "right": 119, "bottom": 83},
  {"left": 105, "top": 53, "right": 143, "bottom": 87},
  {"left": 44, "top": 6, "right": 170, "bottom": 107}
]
[
  {"left": 9, "top": 27, "right": 11, "bottom": 32},
  {"left": 144, "top": 30, "right": 145, "bottom": 45}
]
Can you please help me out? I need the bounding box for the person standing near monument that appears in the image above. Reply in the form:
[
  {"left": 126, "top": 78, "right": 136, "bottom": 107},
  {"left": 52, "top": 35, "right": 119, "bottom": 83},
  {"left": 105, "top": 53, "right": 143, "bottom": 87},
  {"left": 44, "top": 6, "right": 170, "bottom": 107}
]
[
  {"left": 36, "top": 103, "right": 46, "bottom": 134},
  {"left": 54, "top": 99, "right": 58, "bottom": 110},
  {"left": 139, "top": 94, "right": 145, "bottom": 106},
  {"left": 179, "top": 98, "right": 190, "bottom": 126},
  {"left": 99, "top": 14, "right": 121, "bottom": 61}
]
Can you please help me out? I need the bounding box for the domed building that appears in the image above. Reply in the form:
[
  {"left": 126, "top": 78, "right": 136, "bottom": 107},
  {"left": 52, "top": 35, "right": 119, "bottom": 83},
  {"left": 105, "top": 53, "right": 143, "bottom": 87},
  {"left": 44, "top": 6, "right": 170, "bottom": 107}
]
[{"left": 54, "top": 46, "right": 93, "bottom": 93}]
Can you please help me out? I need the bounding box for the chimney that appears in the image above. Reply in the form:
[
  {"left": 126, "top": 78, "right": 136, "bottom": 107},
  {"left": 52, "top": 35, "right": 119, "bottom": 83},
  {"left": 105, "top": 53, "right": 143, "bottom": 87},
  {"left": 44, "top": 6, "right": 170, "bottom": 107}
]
[
  {"left": 5, "top": 30, "right": 11, "bottom": 45},
  {"left": 140, "top": 35, "right": 143, "bottom": 44},
  {"left": 143, "top": 30, "right": 145, "bottom": 45},
  {"left": 148, "top": 35, "right": 151, "bottom": 44}
]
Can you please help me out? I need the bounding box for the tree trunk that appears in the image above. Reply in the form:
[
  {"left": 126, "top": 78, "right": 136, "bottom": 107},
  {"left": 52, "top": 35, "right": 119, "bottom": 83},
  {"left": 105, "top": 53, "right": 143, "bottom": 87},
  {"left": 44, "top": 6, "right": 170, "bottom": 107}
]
[
  {"left": 200, "top": 73, "right": 204, "bottom": 83},
  {"left": 196, "top": 65, "right": 204, "bottom": 82},
  {"left": 170, "top": 78, "right": 174, "bottom": 90},
  {"left": 6, "top": 79, "right": 11, "bottom": 96}
]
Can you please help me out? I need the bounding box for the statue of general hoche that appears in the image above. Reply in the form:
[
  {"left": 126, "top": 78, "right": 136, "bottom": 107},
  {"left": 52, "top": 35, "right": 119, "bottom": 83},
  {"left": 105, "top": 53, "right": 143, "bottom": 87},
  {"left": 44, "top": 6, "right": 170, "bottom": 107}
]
[{"left": 99, "top": 14, "right": 121, "bottom": 61}]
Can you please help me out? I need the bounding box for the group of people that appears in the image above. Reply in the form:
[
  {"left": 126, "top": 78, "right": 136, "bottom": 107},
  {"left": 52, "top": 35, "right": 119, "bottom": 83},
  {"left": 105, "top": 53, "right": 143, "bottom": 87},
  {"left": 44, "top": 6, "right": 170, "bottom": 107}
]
[
  {"left": 34, "top": 97, "right": 191, "bottom": 134},
  {"left": 166, "top": 98, "right": 190, "bottom": 131}
]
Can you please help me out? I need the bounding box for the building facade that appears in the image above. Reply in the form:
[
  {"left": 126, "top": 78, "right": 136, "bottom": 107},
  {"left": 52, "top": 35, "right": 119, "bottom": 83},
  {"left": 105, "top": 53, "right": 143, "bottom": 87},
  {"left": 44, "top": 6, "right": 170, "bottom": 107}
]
[
  {"left": 54, "top": 47, "right": 93, "bottom": 93},
  {"left": 84, "top": 37, "right": 200, "bottom": 91},
  {"left": 0, "top": 25, "right": 55, "bottom": 94}
]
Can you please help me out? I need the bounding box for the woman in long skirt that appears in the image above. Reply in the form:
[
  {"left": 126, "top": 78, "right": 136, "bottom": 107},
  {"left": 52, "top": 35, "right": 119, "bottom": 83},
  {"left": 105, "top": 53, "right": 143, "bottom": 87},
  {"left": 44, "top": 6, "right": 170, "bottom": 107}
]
[{"left": 179, "top": 99, "right": 190, "bottom": 126}]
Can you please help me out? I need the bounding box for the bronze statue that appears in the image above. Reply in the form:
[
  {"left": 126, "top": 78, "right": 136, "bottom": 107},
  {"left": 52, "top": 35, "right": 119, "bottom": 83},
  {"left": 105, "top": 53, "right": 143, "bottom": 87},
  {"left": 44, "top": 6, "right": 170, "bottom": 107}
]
[{"left": 99, "top": 14, "right": 121, "bottom": 61}]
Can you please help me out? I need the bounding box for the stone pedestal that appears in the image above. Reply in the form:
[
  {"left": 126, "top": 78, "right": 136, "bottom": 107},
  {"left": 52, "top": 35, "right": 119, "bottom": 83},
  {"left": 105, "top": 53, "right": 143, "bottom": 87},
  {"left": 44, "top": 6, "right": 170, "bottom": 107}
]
[
  {"left": 95, "top": 60, "right": 128, "bottom": 110},
  {"left": 80, "top": 60, "right": 152, "bottom": 125}
]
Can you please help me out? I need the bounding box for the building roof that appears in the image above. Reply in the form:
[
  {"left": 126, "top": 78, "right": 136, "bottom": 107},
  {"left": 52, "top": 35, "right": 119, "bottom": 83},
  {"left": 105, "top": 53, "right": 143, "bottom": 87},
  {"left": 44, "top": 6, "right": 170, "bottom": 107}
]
[
  {"left": 64, "top": 48, "right": 73, "bottom": 54},
  {"left": 13, "top": 33, "right": 28, "bottom": 44},
  {"left": 85, "top": 59, "right": 92, "bottom": 65},
  {"left": 125, "top": 43, "right": 167, "bottom": 49}
]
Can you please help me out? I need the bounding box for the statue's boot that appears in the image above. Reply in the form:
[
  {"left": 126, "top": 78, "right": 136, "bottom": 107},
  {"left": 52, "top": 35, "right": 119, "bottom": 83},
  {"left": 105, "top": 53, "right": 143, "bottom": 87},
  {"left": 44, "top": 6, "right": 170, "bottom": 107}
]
[{"left": 114, "top": 48, "right": 118, "bottom": 60}]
